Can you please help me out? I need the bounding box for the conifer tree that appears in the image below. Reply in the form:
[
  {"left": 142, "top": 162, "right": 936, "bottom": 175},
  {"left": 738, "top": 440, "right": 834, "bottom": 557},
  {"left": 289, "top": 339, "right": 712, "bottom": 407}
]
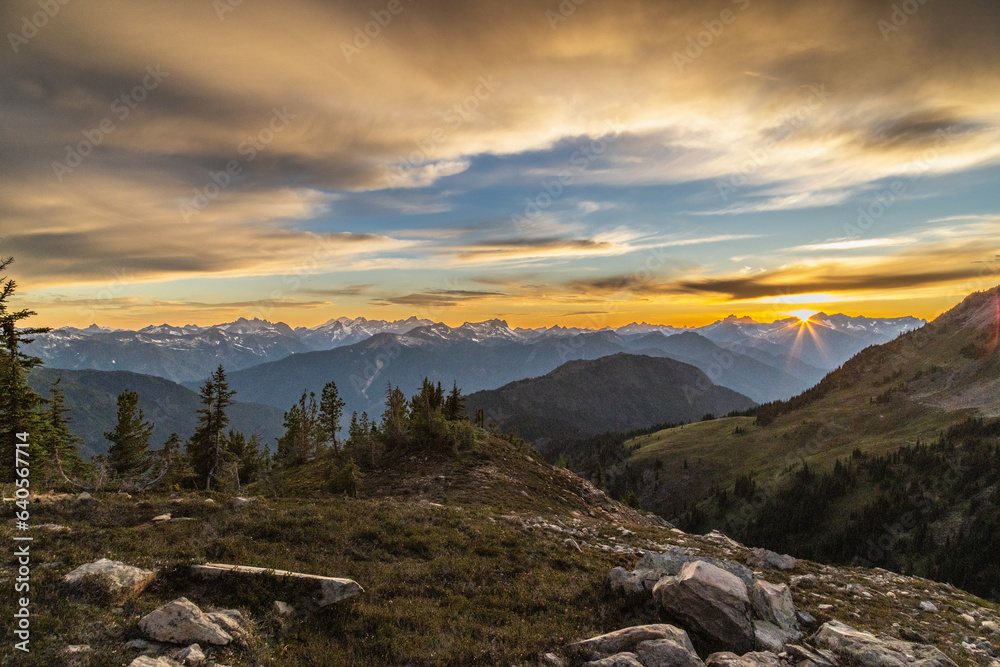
[
  {"left": 444, "top": 381, "right": 466, "bottom": 421},
  {"left": 187, "top": 365, "right": 236, "bottom": 489},
  {"left": 105, "top": 390, "right": 154, "bottom": 477},
  {"left": 0, "top": 257, "right": 50, "bottom": 481},
  {"left": 381, "top": 383, "right": 408, "bottom": 449},
  {"left": 44, "top": 380, "right": 84, "bottom": 480},
  {"left": 276, "top": 391, "right": 320, "bottom": 466},
  {"left": 319, "top": 381, "right": 345, "bottom": 449}
]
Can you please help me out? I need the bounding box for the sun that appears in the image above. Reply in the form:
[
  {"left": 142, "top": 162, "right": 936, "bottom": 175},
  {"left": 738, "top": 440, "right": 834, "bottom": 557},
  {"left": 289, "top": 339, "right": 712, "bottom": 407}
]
[{"left": 788, "top": 309, "right": 819, "bottom": 323}]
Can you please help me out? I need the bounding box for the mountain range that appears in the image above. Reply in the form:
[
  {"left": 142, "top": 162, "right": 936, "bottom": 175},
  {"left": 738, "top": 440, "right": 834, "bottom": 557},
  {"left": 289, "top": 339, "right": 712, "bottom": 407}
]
[{"left": 25, "top": 313, "right": 924, "bottom": 413}]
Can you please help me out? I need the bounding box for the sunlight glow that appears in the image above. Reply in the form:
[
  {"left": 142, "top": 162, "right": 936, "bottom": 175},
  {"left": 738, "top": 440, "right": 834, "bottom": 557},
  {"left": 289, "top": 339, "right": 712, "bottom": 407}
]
[{"left": 788, "top": 309, "right": 820, "bottom": 322}]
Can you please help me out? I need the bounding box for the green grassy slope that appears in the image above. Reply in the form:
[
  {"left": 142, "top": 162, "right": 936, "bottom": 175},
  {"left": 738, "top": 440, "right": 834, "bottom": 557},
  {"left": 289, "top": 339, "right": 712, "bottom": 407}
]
[{"left": 612, "top": 286, "right": 1000, "bottom": 517}]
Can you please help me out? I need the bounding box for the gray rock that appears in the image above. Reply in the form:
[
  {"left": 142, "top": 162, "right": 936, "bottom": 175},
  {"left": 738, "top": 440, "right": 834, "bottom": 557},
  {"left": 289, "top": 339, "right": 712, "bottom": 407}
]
[
  {"left": 609, "top": 567, "right": 646, "bottom": 595},
  {"left": 919, "top": 601, "right": 938, "bottom": 613},
  {"left": 746, "top": 548, "right": 797, "bottom": 571},
  {"left": 273, "top": 601, "right": 295, "bottom": 616},
  {"left": 543, "top": 652, "right": 568, "bottom": 666},
  {"left": 797, "top": 610, "right": 818, "bottom": 627},
  {"left": 191, "top": 563, "right": 363, "bottom": 607},
  {"left": 784, "top": 644, "right": 837, "bottom": 667},
  {"left": 750, "top": 581, "right": 799, "bottom": 636},
  {"left": 63, "top": 558, "right": 156, "bottom": 601},
  {"left": 565, "top": 538, "right": 583, "bottom": 552},
  {"left": 138, "top": 598, "right": 233, "bottom": 646},
  {"left": 128, "top": 658, "right": 183, "bottom": 667},
  {"left": 583, "top": 653, "right": 646, "bottom": 667},
  {"left": 810, "top": 620, "right": 959, "bottom": 667},
  {"left": 205, "top": 609, "right": 247, "bottom": 638},
  {"left": 752, "top": 620, "right": 789, "bottom": 653},
  {"left": 635, "top": 638, "right": 705, "bottom": 667},
  {"left": 75, "top": 492, "right": 92, "bottom": 502},
  {"left": 705, "top": 651, "right": 783, "bottom": 667},
  {"left": 151, "top": 513, "right": 172, "bottom": 523},
  {"left": 176, "top": 644, "right": 206, "bottom": 665},
  {"left": 654, "top": 561, "right": 755, "bottom": 655},
  {"left": 634, "top": 548, "right": 757, "bottom": 591},
  {"left": 790, "top": 575, "right": 818, "bottom": 589},
  {"left": 231, "top": 496, "right": 251, "bottom": 508},
  {"left": 567, "top": 624, "right": 696, "bottom": 663}
]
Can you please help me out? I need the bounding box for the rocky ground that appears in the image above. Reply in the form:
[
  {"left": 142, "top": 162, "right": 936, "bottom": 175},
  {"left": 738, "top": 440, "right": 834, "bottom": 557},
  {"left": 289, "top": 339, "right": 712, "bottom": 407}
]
[{"left": 3, "top": 442, "right": 999, "bottom": 665}]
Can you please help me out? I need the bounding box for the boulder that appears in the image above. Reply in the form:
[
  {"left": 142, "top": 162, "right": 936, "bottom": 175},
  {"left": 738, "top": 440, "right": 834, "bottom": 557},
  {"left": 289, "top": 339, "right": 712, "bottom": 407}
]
[
  {"left": 138, "top": 598, "right": 234, "bottom": 646},
  {"left": 784, "top": 644, "right": 837, "bottom": 667},
  {"left": 654, "top": 561, "right": 755, "bottom": 655},
  {"left": 746, "top": 548, "right": 797, "bottom": 571},
  {"left": 810, "top": 620, "right": 959, "bottom": 667},
  {"left": 609, "top": 567, "right": 646, "bottom": 595},
  {"left": 190, "top": 563, "right": 362, "bottom": 607},
  {"left": 633, "top": 549, "right": 756, "bottom": 591},
  {"left": 752, "top": 620, "right": 789, "bottom": 653},
  {"left": 274, "top": 601, "right": 295, "bottom": 616},
  {"left": 750, "top": 581, "right": 799, "bottom": 635},
  {"left": 63, "top": 558, "right": 156, "bottom": 601},
  {"left": 176, "top": 643, "right": 206, "bottom": 665},
  {"left": 75, "top": 492, "right": 93, "bottom": 502},
  {"left": 635, "top": 638, "right": 705, "bottom": 667},
  {"left": 583, "top": 654, "right": 645, "bottom": 667},
  {"left": 128, "top": 658, "right": 183, "bottom": 667},
  {"left": 231, "top": 497, "right": 251, "bottom": 508},
  {"left": 567, "top": 624, "right": 696, "bottom": 663},
  {"left": 705, "top": 651, "right": 783, "bottom": 667}
]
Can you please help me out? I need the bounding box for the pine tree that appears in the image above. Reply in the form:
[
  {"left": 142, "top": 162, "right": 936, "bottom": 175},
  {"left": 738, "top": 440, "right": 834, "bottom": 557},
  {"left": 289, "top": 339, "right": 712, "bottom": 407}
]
[
  {"left": 381, "top": 383, "right": 408, "bottom": 449},
  {"left": 0, "top": 257, "right": 50, "bottom": 481},
  {"left": 44, "top": 380, "right": 85, "bottom": 482},
  {"left": 105, "top": 390, "right": 154, "bottom": 477},
  {"left": 319, "top": 381, "right": 345, "bottom": 449},
  {"left": 444, "top": 381, "right": 466, "bottom": 421},
  {"left": 275, "top": 391, "right": 320, "bottom": 467},
  {"left": 187, "top": 365, "right": 236, "bottom": 490}
]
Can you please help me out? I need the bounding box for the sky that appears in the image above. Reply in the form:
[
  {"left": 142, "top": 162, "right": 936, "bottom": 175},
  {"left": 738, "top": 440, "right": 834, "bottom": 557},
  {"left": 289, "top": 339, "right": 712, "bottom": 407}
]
[{"left": 2, "top": 0, "right": 999, "bottom": 330}]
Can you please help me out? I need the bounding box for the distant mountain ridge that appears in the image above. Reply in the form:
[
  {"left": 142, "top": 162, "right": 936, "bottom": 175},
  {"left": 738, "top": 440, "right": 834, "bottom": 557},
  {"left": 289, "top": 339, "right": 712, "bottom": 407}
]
[
  {"left": 26, "top": 368, "right": 285, "bottom": 458},
  {"left": 463, "top": 353, "right": 756, "bottom": 446}
]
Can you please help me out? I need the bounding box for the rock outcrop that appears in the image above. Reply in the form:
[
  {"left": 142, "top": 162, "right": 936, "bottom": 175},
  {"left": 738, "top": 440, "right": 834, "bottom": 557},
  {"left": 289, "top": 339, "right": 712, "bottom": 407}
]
[
  {"left": 653, "top": 561, "right": 755, "bottom": 655},
  {"left": 138, "top": 598, "right": 240, "bottom": 646},
  {"left": 190, "top": 563, "right": 363, "bottom": 607},
  {"left": 567, "top": 624, "right": 700, "bottom": 665},
  {"left": 63, "top": 558, "right": 156, "bottom": 601},
  {"left": 810, "top": 620, "right": 959, "bottom": 667}
]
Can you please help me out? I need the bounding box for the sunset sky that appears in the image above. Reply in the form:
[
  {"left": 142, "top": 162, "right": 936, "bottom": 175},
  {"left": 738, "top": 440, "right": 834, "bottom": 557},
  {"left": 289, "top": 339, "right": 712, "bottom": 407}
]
[{"left": 2, "top": 0, "right": 999, "bottom": 330}]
